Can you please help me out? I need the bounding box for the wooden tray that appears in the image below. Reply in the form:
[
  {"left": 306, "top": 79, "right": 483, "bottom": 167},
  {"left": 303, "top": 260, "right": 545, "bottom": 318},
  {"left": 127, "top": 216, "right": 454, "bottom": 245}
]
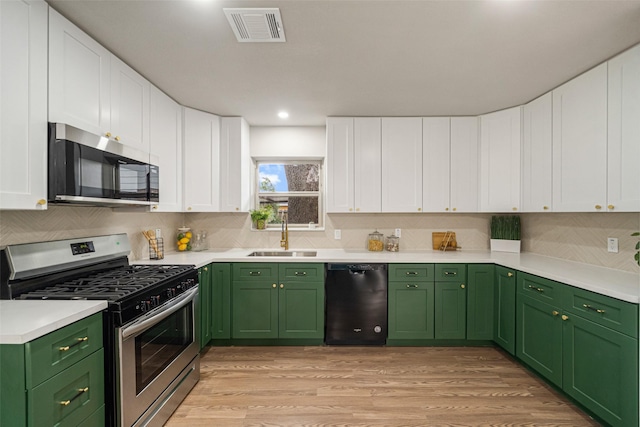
[{"left": 432, "top": 231, "right": 460, "bottom": 251}]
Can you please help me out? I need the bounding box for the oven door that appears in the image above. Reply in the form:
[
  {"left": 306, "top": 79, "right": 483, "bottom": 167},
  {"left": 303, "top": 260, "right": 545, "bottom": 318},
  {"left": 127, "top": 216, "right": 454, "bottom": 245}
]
[{"left": 117, "top": 287, "right": 199, "bottom": 427}]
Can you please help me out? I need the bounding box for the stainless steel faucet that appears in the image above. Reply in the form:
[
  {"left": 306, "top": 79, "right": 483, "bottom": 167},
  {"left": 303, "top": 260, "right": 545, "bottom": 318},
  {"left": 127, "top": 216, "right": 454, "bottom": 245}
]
[{"left": 280, "top": 211, "right": 289, "bottom": 250}]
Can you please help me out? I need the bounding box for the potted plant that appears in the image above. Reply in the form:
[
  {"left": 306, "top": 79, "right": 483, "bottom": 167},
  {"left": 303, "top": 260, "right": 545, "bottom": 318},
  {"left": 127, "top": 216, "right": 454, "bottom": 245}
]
[
  {"left": 490, "top": 215, "right": 521, "bottom": 253},
  {"left": 250, "top": 207, "right": 272, "bottom": 230}
]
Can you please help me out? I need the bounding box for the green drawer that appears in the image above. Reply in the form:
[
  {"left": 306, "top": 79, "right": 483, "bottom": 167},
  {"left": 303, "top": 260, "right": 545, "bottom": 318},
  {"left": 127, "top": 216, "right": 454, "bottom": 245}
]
[
  {"left": 232, "top": 263, "right": 278, "bottom": 281},
  {"left": 517, "top": 272, "right": 564, "bottom": 305},
  {"left": 29, "top": 348, "right": 104, "bottom": 427},
  {"left": 25, "top": 313, "right": 103, "bottom": 388},
  {"left": 434, "top": 264, "right": 467, "bottom": 282},
  {"left": 563, "top": 286, "right": 638, "bottom": 338},
  {"left": 389, "top": 264, "right": 434, "bottom": 282},
  {"left": 78, "top": 405, "right": 105, "bottom": 427},
  {"left": 279, "top": 263, "right": 324, "bottom": 282}
]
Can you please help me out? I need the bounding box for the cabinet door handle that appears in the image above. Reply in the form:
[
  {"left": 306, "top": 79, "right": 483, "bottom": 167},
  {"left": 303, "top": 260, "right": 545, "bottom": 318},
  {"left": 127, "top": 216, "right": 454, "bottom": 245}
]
[
  {"left": 444, "top": 271, "right": 457, "bottom": 276},
  {"left": 203, "top": 267, "right": 208, "bottom": 271},
  {"left": 280, "top": 284, "right": 284, "bottom": 289},
  {"left": 507, "top": 272, "right": 513, "bottom": 277},
  {"left": 552, "top": 310, "right": 559, "bottom": 316},
  {"left": 294, "top": 271, "right": 307, "bottom": 276},
  {"left": 595, "top": 205, "right": 602, "bottom": 210},
  {"left": 406, "top": 284, "right": 418, "bottom": 288},
  {"left": 405, "top": 272, "right": 419, "bottom": 276},
  {"left": 561, "top": 315, "right": 569, "bottom": 321},
  {"left": 249, "top": 271, "right": 261, "bottom": 276},
  {"left": 460, "top": 284, "right": 465, "bottom": 289},
  {"left": 59, "top": 387, "right": 89, "bottom": 406},
  {"left": 582, "top": 304, "right": 605, "bottom": 314},
  {"left": 527, "top": 285, "right": 544, "bottom": 293},
  {"left": 607, "top": 204, "right": 614, "bottom": 210},
  {"left": 59, "top": 336, "right": 88, "bottom": 352}
]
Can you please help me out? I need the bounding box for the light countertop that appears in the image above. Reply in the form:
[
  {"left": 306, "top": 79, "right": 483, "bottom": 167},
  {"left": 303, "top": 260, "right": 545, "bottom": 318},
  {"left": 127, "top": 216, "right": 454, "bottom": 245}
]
[
  {"left": 0, "top": 300, "right": 107, "bottom": 344},
  {"left": 135, "top": 249, "right": 640, "bottom": 304}
]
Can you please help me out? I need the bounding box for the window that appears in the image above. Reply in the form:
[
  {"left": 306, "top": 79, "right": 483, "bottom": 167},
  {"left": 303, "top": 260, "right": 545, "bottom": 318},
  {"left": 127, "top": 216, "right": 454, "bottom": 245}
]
[{"left": 255, "top": 161, "right": 323, "bottom": 229}]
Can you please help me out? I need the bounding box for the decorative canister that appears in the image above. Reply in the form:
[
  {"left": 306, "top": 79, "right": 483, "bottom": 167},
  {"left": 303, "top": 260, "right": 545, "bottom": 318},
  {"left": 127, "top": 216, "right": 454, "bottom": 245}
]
[
  {"left": 385, "top": 234, "right": 400, "bottom": 252},
  {"left": 176, "top": 227, "right": 192, "bottom": 251},
  {"left": 367, "top": 230, "right": 384, "bottom": 252}
]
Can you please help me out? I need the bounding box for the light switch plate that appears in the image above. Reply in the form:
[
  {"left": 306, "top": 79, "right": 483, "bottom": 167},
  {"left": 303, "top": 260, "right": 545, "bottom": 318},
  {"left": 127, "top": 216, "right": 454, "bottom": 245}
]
[
  {"left": 334, "top": 229, "right": 341, "bottom": 240},
  {"left": 395, "top": 228, "right": 401, "bottom": 238},
  {"left": 607, "top": 237, "right": 618, "bottom": 253}
]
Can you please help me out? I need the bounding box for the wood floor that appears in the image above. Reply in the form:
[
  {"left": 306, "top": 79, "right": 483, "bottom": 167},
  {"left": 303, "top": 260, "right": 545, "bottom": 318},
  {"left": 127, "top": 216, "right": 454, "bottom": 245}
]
[{"left": 165, "top": 346, "right": 600, "bottom": 427}]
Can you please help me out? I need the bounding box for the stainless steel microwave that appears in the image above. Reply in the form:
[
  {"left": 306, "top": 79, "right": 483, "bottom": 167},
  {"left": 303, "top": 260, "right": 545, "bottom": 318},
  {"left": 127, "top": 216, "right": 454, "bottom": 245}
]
[{"left": 48, "top": 123, "right": 159, "bottom": 207}]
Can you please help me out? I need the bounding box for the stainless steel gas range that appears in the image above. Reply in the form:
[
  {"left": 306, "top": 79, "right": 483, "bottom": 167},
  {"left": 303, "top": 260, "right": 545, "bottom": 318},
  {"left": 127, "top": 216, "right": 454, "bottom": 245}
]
[{"left": 0, "top": 234, "right": 200, "bottom": 427}]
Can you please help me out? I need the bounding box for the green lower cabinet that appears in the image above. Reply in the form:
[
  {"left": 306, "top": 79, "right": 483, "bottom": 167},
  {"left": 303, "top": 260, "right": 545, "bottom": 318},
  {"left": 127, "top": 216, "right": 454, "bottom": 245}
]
[
  {"left": 198, "top": 264, "right": 213, "bottom": 349},
  {"left": 466, "top": 264, "right": 494, "bottom": 340},
  {"left": 435, "top": 282, "right": 466, "bottom": 339},
  {"left": 494, "top": 266, "right": 516, "bottom": 355},
  {"left": 388, "top": 281, "right": 435, "bottom": 340},
  {"left": 562, "top": 312, "right": 638, "bottom": 427},
  {"left": 231, "top": 263, "right": 324, "bottom": 341},
  {"left": 516, "top": 293, "right": 563, "bottom": 387},
  {"left": 211, "top": 263, "right": 231, "bottom": 340}
]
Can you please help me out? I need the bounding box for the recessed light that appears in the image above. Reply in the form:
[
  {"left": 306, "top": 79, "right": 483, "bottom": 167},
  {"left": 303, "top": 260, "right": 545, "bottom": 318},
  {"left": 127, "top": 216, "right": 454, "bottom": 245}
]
[{"left": 278, "top": 111, "right": 289, "bottom": 119}]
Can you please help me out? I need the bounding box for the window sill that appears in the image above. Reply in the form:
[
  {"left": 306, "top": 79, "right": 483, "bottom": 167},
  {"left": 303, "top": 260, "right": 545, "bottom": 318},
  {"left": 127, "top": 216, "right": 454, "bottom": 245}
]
[{"left": 251, "top": 227, "right": 325, "bottom": 232}]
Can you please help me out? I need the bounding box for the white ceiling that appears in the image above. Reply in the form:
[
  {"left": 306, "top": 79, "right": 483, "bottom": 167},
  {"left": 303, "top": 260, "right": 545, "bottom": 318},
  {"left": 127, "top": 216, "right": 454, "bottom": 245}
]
[{"left": 46, "top": 0, "right": 640, "bottom": 127}]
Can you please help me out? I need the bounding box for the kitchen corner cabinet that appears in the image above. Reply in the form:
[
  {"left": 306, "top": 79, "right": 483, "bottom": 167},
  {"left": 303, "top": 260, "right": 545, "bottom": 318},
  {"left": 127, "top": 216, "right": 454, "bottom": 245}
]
[
  {"left": 552, "top": 63, "right": 608, "bottom": 212},
  {"left": 466, "top": 264, "right": 494, "bottom": 340},
  {"left": 479, "top": 106, "right": 522, "bottom": 213},
  {"left": 199, "top": 263, "right": 231, "bottom": 348},
  {"left": 607, "top": 44, "right": 640, "bottom": 212},
  {"left": 387, "top": 264, "right": 435, "bottom": 341},
  {"left": 381, "top": 118, "right": 423, "bottom": 212},
  {"left": 434, "top": 264, "right": 467, "bottom": 339},
  {"left": 149, "top": 86, "right": 183, "bottom": 212},
  {"left": 494, "top": 266, "right": 516, "bottom": 355},
  {"left": 219, "top": 117, "right": 251, "bottom": 212},
  {"left": 522, "top": 92, "right": 553, "bottom": 212},
  {"left": 0, "top": 0, "right": 48, "bottom": 210},
  {"left": 326, "top": 117, "right": 382, "bottom": 213},
  {"left": 183, "top": 107, "right": 220, "bottom": 212},
  {"left": 0, "top": 313, "right": 105, "bottom": 427},
  {"left": 231, "top": 263, "right": 324, "bottom": 341}
]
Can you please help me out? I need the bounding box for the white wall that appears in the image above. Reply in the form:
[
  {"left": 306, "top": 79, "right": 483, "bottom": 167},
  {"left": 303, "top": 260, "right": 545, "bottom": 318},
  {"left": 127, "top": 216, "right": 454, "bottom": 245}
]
[{"left": 250, "top": 126, "right": 326, "bottom": 159}]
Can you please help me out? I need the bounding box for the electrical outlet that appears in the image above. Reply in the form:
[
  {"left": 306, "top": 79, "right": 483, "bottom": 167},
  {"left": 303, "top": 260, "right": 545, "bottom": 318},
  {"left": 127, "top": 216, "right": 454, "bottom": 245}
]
[
  {"left": 395, "top": 228, "right": 401, "bottom": 238},
  {"left": 607, "top": 237, "right": 618, "bottom": 253},
  {"left": 334, "top": 229, "right": 341, "bottom": 240},
  {"left": 155, "top": 228, "right": 162, "bottom": 239}
]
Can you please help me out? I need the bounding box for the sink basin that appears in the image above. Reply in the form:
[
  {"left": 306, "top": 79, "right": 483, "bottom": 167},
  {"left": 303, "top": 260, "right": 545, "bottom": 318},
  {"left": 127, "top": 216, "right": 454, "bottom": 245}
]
[{"left": 247, "top": 251, "right": 317, "bottom": 257}]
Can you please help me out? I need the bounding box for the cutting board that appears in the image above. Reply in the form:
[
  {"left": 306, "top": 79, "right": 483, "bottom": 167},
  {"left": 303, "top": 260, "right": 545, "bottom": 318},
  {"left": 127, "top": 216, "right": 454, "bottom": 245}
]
[{"left": 432, "top": 231, "right": 459, "bottom": 251}]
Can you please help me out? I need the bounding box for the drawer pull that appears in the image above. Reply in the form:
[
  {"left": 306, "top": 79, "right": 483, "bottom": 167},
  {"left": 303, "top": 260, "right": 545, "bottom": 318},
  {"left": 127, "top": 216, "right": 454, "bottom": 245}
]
[
  {"left": 583, "top": 304, "right": 605, "bottom": 314},
  {"left": 507, "top": 272, "right": 513, "bottom": 277},
  {"left": 249, "top": 271, "right": 262, "bottom": 276},
  {"left": 294, "top": 271, "right": 307, "bottom": 276},
  {"left": 60, "top": 387, "right": 89, "bottom": 406},
  {"left": 406, "top": 284, "right": 419, "bottom": 288},
  {"left": 444, "top": 271, "right": 457, "bottom": 276},
  {"left": 405, "top": 271, "right": 419, "bottom": 276},
  {"left": 58, "top": 336, "right": 88, "bottom": 352},
  {"left": 527, "top": 285, "right": 544, "bottom": 293}
]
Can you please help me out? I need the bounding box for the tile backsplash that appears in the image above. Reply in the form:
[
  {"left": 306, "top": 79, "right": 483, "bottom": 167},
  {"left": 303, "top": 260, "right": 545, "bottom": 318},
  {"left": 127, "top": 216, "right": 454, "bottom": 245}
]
[{"left": 1, "top": 207, "right": 638, "bottom": 273}]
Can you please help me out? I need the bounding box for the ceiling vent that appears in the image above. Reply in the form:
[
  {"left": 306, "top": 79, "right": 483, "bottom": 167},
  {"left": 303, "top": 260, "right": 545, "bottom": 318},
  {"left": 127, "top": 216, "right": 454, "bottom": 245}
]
[{"left": 223, "top": 8, "right": 286, "bottom": 43}]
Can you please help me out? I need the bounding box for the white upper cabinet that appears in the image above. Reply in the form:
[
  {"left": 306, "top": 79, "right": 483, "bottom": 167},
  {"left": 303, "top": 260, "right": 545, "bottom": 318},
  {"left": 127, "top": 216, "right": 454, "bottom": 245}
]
[
  {"left": 607, "top": 44, "right": 640, "bottom": 212},
  {"left": 0, "top": 0, "right": 48, "bottom": 210},
  {"left": 326, "top": 117, "right": 381, "bottom": 213},
  {"left": 110, "top": 56, "right": 150, "bottom": 152},
  {"left": 422, "top": 117, "right": 450, "bottom": 212},
  {"left": 552, "top": 63, "right": 608, "bottom": 212},
  {"left": 183, "top": 107, "right": 220, "bottom": 212},
  {"left": 354, "top": 118, "right": 381, "bottom": 213},
  {"left": 382, "top": 117, "right": 423, "bottom": 212},
  {"left": 149, "top": 86, "right": 182, "bottom": 212},
  {"left": 49, "top": 8, "right": 110, "bottom": 135},
  {"left": 450, "top": 117, "right": 480, "bottom": 213},
  {"left": 326, "top": 118, "right": 354, "bottom": 213},
  {"left": 522, "top": 92, "right": 553, "bottom": 213},
  {"left": 219, "top": 117, "right": 251, "bottom": 213},
  {"left": 49, "top": 8, "right": 150, "bottom": 153},
  {"left": 480, "top": 106, "right": 522, "bottom": 212}
]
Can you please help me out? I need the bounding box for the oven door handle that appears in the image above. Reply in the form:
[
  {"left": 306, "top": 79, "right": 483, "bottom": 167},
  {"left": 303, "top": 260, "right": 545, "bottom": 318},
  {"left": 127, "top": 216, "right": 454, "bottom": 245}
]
[{"left": 121, "top": 286, "right": 198, "bottom": 339}]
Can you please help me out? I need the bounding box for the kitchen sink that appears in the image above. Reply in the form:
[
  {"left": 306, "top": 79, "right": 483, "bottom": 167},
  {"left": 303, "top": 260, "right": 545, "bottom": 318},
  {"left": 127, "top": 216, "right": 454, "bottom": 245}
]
[{"left": 247, "top": 251, "right": 317, "bottom": 257}]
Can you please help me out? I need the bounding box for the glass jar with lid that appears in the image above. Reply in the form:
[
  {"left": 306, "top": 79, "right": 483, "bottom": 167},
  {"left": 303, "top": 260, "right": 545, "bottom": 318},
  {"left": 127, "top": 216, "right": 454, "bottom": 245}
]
[
  {"left": 176, "top": 227, "right": 192, "bottom": 251},
  {"left": 367, "top": 230, "right": 384, "bottom": 252},
  {"left": 385, "top": 234, "right": 400, "bottom": 252}
]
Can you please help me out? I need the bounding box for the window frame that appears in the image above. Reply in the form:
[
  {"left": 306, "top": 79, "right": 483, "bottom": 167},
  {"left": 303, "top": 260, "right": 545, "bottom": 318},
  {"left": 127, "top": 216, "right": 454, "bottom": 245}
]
[{"left": 254, "top": 160, "right": 324, "bottom": 230}]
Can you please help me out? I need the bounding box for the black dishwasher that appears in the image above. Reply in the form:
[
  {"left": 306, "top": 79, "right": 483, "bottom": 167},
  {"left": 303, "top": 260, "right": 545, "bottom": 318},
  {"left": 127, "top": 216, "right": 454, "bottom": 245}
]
[{"left": 325, "top": 263, "right": 387, "bottom": 345}]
